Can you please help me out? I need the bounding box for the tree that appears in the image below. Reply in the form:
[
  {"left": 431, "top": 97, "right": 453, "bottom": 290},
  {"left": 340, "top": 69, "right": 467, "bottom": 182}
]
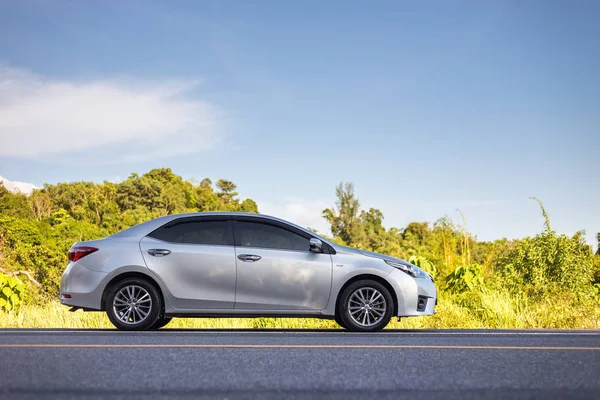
[
  {"left": 401, "top": 222, "right": 432, "bottom": 258},
  {"left": 216, "top": 179, "right": 238, "bottom": 205},
  {"left": 239, "top": 199, "right": 259, "bottom": 213},
  {"left": 0, "top": 168, "right": 259, "bottom": 301},
  {"left": 0, "top": 184, "right": 33, "bottom": 219},
  {"left": 116, "top": 175, "right": 162, "bottom": 211},
  {"left": 30, "top": 190, "right": 54, "bottom": 220},
  {"left": 360, "top": 208, "right": 388, "bottom": 252},
  {"left": 322, "top": 183, "right": 367, "bottom": 247},
  {"left": 160, "top": 182, "right": 187, "bottom": 215}
]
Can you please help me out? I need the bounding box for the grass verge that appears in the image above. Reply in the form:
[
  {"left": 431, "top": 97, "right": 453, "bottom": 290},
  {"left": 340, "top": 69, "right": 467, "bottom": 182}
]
[{"left": 2, "top": 290, "right": 598, "bottom": 330}]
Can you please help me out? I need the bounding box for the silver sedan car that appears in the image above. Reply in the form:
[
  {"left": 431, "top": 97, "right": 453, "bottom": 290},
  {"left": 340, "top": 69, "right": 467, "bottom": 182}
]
[{"left": 60, "top": 212, "right": 437, "bottom": 332}]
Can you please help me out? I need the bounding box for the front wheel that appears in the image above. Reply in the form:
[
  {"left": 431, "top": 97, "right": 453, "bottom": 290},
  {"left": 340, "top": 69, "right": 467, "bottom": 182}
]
[
  {"left": 149, "top": 316, "right": 172, "bottom": 330},
  {"left": 337, "top": 280, "right": 394, "bottom": 332},
  {"left": 106, "top": 278, "right": 162, "bottom": 331},
  {"left": 334, "top": 314, "right": 347, "bottom": 330}
]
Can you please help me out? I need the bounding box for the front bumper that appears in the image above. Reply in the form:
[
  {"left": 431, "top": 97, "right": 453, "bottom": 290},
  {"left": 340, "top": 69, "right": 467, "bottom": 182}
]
[
  {"left": 386, "top": 268, "right": 437, "bottom": 317},
  {"left": 59, "top": 262, "right": 107, "bottom": 310}
]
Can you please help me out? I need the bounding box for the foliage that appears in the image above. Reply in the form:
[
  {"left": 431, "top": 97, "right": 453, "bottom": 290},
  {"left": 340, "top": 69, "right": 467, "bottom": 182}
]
[
  {"left": 408, "top": 255, "right": 438, "bottom": 279},
  {"left": 0, "top": 273, "right": 25, "bottom": 311},
  {"left": 494, "top": 197, "right": 595, "bottom": 298},
  {"left": 322, "top": 183, "right": 367, "bottom": 248},
  {"left": 0, "top": 185, "right": 34, "bottom": 219},
  {"left": 0, "top": 174, "right": 598, "bottom": 329},
  {"left": 498, "top": 231, "right": 594, "bottom": 297},
  {"left": 0, "top": 168, "right": 258, "bottom": 300},
  {"left": 445, "top": 264, "right": 485, "bottom": 294},
  {"left": 530, "top": 197, "right": 552, "bottom": 232}
]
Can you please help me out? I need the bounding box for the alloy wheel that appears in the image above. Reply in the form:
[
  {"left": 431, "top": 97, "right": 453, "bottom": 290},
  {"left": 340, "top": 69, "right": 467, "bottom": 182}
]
[
  {"left": 112, "top": 285, "right": 152, "bottom": 325},
  {"left": 347, "top": 287, "right": 387, "bottom": 328}
]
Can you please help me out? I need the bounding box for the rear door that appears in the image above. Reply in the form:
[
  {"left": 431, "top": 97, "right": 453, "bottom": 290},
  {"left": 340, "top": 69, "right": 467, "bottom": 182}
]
[
  {"left": 140, "top": 216, "right": 236, "bottom": 309},
  {"left": 233, "top": 217, "right": 333, "bottom": 310}
]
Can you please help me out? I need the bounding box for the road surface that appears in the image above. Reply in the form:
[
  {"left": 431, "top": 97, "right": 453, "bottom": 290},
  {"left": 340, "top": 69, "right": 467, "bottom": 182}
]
[{"left": 1, "top": 329, "right": 599, "bottom": 399}]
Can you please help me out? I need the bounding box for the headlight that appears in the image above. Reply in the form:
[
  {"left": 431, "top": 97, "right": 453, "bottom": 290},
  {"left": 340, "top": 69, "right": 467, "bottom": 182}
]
[{"left": 384, "top": 260, "right": 432, "bottom": 280}]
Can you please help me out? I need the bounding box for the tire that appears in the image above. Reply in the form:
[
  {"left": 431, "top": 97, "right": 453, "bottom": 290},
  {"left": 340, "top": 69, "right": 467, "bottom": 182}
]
[
  {"left": 334, "top": 314, "right": 347, "bottom": 330},
  {"left": 149, "top": 316, "right": 172, "bottom": 330},
  {"left": 337, "top": 279, "right": 394, "bottom": 332},
  {"left": 106, "top": 277, "right": 162, "bottom": 331}
]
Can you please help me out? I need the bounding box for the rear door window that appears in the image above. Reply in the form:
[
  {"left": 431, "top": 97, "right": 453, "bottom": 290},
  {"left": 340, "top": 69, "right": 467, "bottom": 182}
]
[{"left": 149, "top": 219, "right": 231, "bottom": 246}]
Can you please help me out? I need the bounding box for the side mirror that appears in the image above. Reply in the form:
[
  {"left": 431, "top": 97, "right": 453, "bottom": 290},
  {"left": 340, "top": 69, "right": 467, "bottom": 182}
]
[{"left": 309, "top": 238, "right": 323, "bottom": 253}]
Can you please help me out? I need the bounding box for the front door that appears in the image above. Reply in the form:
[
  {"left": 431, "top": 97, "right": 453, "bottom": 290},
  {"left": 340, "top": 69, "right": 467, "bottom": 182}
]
[
  {"left": 233, "top": 219, "right": 333, "bottom": 310},
  {"left": 140, "top": 217, "right": 236, "bottom": 309}
]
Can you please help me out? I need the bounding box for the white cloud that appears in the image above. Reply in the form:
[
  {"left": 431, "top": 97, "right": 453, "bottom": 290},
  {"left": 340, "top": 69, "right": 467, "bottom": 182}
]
[
  {"left": 0, "top": 66, "right": 220, "bottom": 162},
  {"left": 0, "top": 175, "right": 37, "bottom": 194},
  {"left": 259, "top": 198, "right": 331, "bottom": 235}
]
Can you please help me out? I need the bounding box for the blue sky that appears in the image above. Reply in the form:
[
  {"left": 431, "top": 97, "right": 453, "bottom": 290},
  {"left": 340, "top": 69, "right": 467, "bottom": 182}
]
[{"left": 0, "top": 0, "right": 598, "bottom": 246}]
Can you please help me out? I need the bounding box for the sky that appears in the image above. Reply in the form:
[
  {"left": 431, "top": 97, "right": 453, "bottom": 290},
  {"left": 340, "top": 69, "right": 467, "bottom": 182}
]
[{"left": 0, "top": 0, "right": 598, "bottom": 247}]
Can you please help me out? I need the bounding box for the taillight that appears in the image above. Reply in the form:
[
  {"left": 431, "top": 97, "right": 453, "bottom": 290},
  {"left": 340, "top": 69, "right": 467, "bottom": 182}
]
[{"left": 68, "top": 246, "right": 98, "bottom": 262}]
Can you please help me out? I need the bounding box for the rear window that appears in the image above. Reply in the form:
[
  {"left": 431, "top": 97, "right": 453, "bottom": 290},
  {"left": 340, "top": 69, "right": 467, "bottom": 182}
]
[{"left": 149, "top": 219, "right": 231, "bottom": 246}]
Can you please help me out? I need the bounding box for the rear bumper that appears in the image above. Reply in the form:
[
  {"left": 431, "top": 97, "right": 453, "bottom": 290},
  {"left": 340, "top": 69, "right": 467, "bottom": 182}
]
[{"left": 59, "top": 262, "right": 107, "bottom": 310}]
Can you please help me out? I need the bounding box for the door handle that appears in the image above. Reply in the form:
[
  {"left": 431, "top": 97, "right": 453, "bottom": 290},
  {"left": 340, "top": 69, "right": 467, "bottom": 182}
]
[
  {"left": 147, "top": 249, "right": 171, "bottom": 257},
  {"left": 237, "top": 254, "right": 261, "bottom": 262}
]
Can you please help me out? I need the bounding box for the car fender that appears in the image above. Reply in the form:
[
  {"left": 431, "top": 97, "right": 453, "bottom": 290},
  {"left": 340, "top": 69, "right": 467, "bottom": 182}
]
[
  {"left": 97, "top": 264, "right": 175, "bottom": 311},
  {"left": 321, "top": 253, "right": 395, "bottom": 317}
]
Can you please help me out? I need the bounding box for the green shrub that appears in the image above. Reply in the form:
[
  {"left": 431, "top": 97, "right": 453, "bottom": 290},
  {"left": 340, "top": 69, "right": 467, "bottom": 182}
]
[
  {"left": 0, "top": 273, "right": 25, "bottom": 311},
  {"left": 498, "top": 231, "right": 594, "bottom": 297},
  {"left": 594, "top": 283, "right": 600, "bottom": 297},
  {"left": 445, "top": 264, "right": 484, "bottom": 294},
  {"left": 408, "top": 255, "right": 438, "bottom": 279}
]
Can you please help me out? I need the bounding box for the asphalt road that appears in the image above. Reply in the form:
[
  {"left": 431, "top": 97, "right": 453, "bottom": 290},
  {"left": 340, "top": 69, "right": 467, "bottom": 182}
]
[{"left": 1, "top": 329, "right": 599, "bottom": 399}]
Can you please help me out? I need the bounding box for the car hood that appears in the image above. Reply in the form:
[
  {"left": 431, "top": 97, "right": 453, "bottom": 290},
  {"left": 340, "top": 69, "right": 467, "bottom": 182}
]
[{"left": 356, "top": 249, "right": 412, "bottom": 266}]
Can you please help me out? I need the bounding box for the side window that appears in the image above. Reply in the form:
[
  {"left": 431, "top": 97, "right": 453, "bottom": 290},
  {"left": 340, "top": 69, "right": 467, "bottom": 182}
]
[
  {"left": 149, "top": 220, "right": 230, "bottom": 246},
  {"left": 236, "top": 221, "right": 310, "bottom": 251}
]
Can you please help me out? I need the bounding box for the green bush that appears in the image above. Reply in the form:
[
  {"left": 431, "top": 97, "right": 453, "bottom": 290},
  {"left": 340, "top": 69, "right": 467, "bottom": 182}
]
[
  {"left": 498, "top": 231, "right": 594, "bottom": 297},
  {"left": 0, "top": 273, "right": 25, "bottom": 311},
  {"left": 408, "top": 255, "right": 438, "bottom": 279},
  {"left": 445, "top": 264, "right": 484, "bottom": 294}
]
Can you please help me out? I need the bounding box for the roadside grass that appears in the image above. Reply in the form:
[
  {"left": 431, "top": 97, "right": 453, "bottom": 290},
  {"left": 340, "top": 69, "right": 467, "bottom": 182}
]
[
  {"left": 2, "top": 290, "right": 598, "bottom": 330},
  {"left": 0, "top": 301, "right": 338, "bottom": 329}
]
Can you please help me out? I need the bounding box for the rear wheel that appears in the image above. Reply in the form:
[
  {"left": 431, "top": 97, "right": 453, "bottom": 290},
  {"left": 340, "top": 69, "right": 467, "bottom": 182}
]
[
  {"left": 337, "top": 280, "right": 393, "bottom": 332},
  {"left": 106, "top": 278, "right": 162, "bottom": 331},
  {"left": 149, "top": 316, "right": 172, "bottom": 330}
]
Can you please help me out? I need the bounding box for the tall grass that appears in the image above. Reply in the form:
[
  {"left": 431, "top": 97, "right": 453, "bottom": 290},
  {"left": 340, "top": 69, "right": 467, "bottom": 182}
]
[
  {"left": 0, "top": 301, "right": 340, "bottom": 329},
  {"left": 3, "top": 290, "right": 598, "bottom": 329}
]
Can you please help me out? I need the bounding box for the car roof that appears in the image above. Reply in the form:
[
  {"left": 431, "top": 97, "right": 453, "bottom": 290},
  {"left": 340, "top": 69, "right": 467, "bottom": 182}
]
[{"left": 109, "top": 212, "right": 331, "bottom": 244}]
